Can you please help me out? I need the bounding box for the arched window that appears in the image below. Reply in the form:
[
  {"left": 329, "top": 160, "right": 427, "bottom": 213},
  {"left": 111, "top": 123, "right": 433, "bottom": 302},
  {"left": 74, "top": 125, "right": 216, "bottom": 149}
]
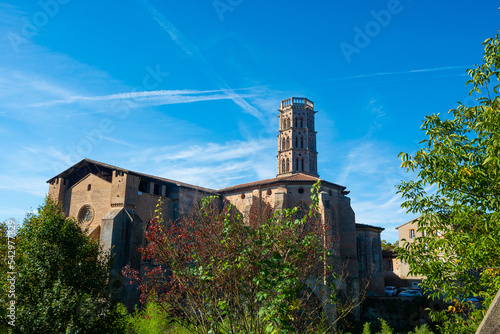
[
  {"left": 285, "top": 158, "right": 290, "bottom": 172},
  {"left": 281, "top": 138, "right": 286, "bottom": 150},
  {"left": 372, "top": 239, "right": 379, "bottom": 264},
  {"left": 295, "top": 158, "right": 299, "bottom": 171},
  {"left": 294, "top": 137, "right": 298, "bottom": 148},
  {"left": 287, "top": 118, "right": 291, "bottom": 128},
  {"left": 87, "top": 184, "right": 91, "bottom": 191},
  {"left": 281, "top": 159, "right": 285, "bottom": 173},
  {"left": 357, "top": 238, "right": 365, "bottom": 270},
  {"left": 301, "top": 158, "right": 305, "bottom": 171},
  {"left": 299, "top": 118, "right": 304, "bottom": 127},
  {"left": 282, "top": 118, "right": 286, "bottom": 129},
  {"left": 300, "top": 137, "right": 304, "bottom": 148},
  {"left": 286, "top": 137, "right": 290, "bottom": 150},
  {"left": 293, "top": 118, "right": 297, "bottom": 127}
]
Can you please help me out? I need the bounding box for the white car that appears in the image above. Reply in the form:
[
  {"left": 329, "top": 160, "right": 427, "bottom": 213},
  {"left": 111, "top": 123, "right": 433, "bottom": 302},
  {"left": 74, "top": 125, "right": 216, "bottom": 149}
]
[
  {"left": 385, "top": 286, "right": 398, "bottom": 296},
  {"left": 399, "top": 289, "right": 423, "bottom": 297}
]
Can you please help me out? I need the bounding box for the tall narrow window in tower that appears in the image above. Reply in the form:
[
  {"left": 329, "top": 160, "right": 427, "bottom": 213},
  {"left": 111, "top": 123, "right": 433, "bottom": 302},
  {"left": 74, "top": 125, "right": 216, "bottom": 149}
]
[
  {"left": 299, "top": 118, "right": 303, "bottom": 127},
  {"left": 281, "top": 138, "right": 285, "bottom": 151},
  {"left": 294, "top": 137, "right": 298, "bottom": 148},
  {"left": 286, "top": 158, "right": 290, "bottom": 172},
  {"left": 281, "top": 159, "right": 285, "bottom": 173},
  {"left": 295, "top": 158, "right": 299, "bottom": 171},
  {"left": 286, "top": 137, "right": 290, "bottom": 150},
  {"left": 293, "top": 118, "right": 297, "bottom": 127},
  {"left": 301, "top": 158, "right": 304, "bottom": 171},
  {"left": 287, "top": 118, "right": 291, "bottom": 128},
  {"left": 300, "top": 137, "right": 304, "bottom": 148}
]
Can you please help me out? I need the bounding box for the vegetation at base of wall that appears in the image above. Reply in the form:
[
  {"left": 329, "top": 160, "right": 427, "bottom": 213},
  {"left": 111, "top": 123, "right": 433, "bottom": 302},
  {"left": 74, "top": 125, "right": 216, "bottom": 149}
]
[
  {"left": 396, "top": 31, "right": 500, "bottom": 332},
  {"left": 358, "top": 319, "right": 434, "bottom": 334},
  {"left": 115, "top": 301, "right": 190, "bottom": 334}
]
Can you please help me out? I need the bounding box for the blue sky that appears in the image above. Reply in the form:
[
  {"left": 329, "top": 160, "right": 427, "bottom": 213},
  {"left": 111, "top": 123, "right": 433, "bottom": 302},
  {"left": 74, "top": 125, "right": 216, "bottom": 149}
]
[{"left": 0, "top": 0, "right": 499, "bottom": 242}]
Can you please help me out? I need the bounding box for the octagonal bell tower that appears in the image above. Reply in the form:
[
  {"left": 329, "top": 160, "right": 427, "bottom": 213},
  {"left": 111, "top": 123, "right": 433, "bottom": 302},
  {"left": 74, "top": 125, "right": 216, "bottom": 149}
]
[{"left": 277, "top": 97, "right": 318, "bottom": 177}]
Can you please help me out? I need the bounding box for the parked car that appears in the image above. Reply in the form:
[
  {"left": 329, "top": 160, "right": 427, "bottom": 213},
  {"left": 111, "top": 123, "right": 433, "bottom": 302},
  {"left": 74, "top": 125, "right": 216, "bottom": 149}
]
[
  {"left": 397, "top": 287, "right": 409, "bottom": 296},
  {"left": 385, "top": 286, "right": 398, "bottom": 296},
  {"left": 399, "top": 289, "right": 423, "bottom": 297}
]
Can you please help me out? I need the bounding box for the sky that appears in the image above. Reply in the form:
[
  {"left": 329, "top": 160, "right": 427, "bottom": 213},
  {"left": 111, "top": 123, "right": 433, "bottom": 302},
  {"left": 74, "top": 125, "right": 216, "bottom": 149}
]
[{"left": 0, "top": 0, "right": 499, "bottom": 242}]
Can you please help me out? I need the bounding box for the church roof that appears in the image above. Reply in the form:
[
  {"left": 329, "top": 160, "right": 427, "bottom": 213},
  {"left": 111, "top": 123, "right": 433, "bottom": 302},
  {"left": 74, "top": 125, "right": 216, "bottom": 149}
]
[
  {"left": 217, "top": 173, "right": 349, "bottom": 194},
  {"left": 47, "top": 158, "right": 217, "bottom": 194},
  {"left": 356, "top": 223, "right": 385, "bottom": 232},
  {"left": 48, "top": 159, "right": 350, "bottom": 196}
]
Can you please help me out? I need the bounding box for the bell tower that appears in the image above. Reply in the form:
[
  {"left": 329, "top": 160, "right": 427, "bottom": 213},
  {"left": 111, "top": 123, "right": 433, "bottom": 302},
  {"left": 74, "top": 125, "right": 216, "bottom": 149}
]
[{"left": 277, "top": 97, "right": 318, "bottom": 177}]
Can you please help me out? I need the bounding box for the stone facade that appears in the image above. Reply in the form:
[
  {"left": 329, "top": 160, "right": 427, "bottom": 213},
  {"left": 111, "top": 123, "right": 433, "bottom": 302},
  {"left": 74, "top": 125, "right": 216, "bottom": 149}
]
[
  {"left": 355, "top": 224, "right": 385, "bottom": 295},
  {"left": 47, "top": 97, "right": 384, "bottom": 305}
]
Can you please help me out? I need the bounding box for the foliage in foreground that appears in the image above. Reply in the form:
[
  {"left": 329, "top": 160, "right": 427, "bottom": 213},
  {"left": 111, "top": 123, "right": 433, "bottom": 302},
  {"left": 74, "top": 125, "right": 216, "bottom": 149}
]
[
  {"left": 125, "top": 181, "right": 362, "bottom": 333},
  {"left": 397, "top": 32, "right": 500, "bottom": 332},
  {"left": 1, "top": 198, "right": 125, "bottom": 333},
  {"left": 360, "top": 319, "right": 433, "bottom": 334},
  {"left": 118, "top": 301, "right": 190, "bottom": 334}
]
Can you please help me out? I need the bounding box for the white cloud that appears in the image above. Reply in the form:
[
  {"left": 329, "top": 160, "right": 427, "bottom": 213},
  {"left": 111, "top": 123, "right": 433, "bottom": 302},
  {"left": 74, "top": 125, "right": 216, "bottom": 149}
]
[
  {"left": 0, "top": 176, "right": 48, "bottom": 197},
  {"left": 123, "top": 137, "right": 276, "bottom": 189},
  {"left": 331, "top": 139, "right": 416, "bottom": 242},
  {"left": 139, "top": 0, "right": 266, "bottom": 122}
]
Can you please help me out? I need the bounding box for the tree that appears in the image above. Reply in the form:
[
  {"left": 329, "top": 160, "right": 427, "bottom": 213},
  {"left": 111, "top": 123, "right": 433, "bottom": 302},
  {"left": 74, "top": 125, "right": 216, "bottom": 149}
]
[
  {"left": 381, "top": 240, "right": 398, "bottom": 252},
  {"left": 8, "top": 197, "right": 125, "bottom": 333},
  {"left": 396, "top": 32, "right": 500, "bottom": 331},
  {"left": 124, "top": 181, "right": 364, "bottom": 333}
]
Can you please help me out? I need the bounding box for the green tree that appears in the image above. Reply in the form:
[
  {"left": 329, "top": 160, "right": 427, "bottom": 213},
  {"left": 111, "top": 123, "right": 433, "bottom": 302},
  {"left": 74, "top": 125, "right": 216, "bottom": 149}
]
[
  {"left": 381, "top": 240, "right": 398, "bottom": 251},
  {"left": 124, "top": 181, "right": 363, "bottom": 333},
  {"left": 9, "top": 197, "right": 125, "bottom": 333},
  {"left": 397, "top": 32, "right": 500, "bottom": 331}
]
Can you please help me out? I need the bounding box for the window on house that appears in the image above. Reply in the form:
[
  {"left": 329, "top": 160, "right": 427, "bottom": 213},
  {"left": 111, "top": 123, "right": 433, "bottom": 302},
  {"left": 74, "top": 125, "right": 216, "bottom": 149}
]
[
  {"left": 409, "top": 229, "right": 415, "bottom": 238},
  {"left": 87, "top": 184, "right": 91, "bottom": 191}
]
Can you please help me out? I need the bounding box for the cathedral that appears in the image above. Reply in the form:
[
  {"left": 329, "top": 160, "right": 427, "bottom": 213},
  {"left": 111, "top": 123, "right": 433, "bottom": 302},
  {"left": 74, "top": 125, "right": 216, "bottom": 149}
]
[{"left": 47, "top": 97, "right": 384, "bottom": 303}]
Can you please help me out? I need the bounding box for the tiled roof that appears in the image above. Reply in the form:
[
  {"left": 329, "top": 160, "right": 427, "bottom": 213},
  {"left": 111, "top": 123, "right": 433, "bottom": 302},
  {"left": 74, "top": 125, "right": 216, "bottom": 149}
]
[
  {"left": 217, "top": 173, "right": 347, "bottom": 193},
  {"left": 47, "top": 158, "right": 217, "bottom": 194},
  {"left": 395, "top": 216, "right": 421, "bottom": 229},
  {"left": 47, "top": 159, "right": 349, "bottom": 196}
]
